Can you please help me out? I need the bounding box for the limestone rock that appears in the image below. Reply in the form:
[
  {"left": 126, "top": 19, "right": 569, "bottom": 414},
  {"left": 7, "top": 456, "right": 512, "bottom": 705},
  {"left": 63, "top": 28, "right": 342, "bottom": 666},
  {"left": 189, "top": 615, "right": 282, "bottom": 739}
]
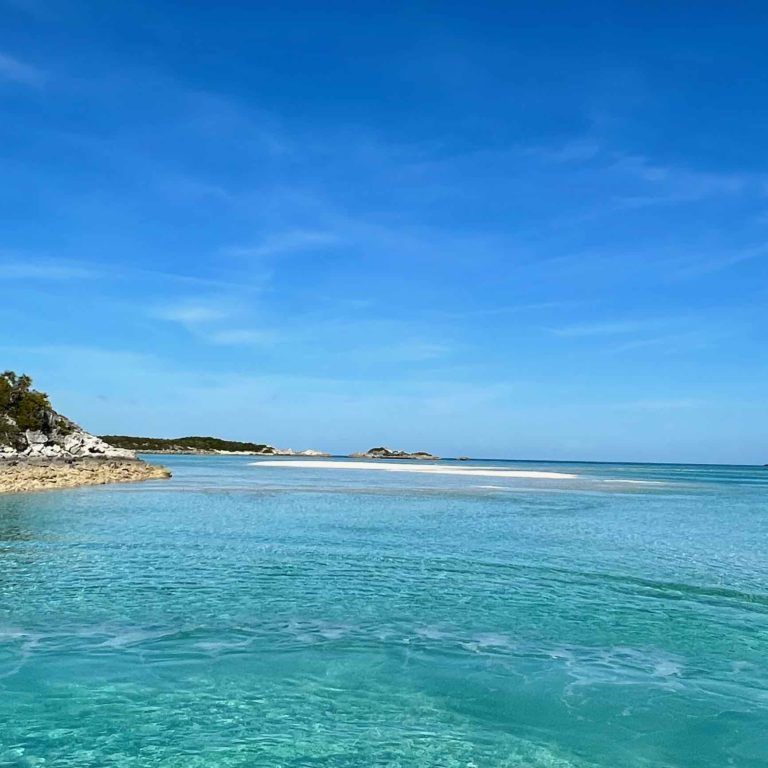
[
  {"left": 1, "top": 402, "right": 135, "bottom": 460},
  {"left": 0, "top": 458, "right": 171, "bottom": 494}
]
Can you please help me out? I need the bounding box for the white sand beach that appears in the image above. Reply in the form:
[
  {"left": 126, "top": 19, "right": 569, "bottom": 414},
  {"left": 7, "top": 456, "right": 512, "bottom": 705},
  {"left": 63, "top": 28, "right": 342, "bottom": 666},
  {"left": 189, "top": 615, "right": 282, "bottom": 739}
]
[{"left": 249, "top": 459, "right": 578, "bottom": 480}]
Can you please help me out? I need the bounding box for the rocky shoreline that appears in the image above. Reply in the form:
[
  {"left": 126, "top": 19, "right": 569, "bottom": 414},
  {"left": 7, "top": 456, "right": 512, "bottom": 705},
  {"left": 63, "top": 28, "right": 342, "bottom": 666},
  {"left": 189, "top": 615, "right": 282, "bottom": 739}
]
[
  {"left": 134, "top": 448, "right": 329, "bottom": 457},
  {"left": 0, "top": 457, "right": 171, "bottom": 494},
  {"left": 1, "top": 372, "right": 173, "bottom": 494}
]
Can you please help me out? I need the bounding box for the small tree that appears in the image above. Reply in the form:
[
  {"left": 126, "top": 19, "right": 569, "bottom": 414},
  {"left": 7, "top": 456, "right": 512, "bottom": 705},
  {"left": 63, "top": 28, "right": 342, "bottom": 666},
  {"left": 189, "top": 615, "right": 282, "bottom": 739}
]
[{"left": 0, "top": 371, "right": 53, "bottom": 441}]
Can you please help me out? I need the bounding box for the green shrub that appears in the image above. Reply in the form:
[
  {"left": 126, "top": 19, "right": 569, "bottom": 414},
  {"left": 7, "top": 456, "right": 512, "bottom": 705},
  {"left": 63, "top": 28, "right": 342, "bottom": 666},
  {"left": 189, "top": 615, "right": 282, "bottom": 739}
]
[
  {"left": 0, "top": 371, "right": 54, "bottom": 445},
  {"left": 57, "top": 418, "right": 74, "bottom": 436},
  {"left": 100, "top": 435, "right": 272, "bottom": 452}
]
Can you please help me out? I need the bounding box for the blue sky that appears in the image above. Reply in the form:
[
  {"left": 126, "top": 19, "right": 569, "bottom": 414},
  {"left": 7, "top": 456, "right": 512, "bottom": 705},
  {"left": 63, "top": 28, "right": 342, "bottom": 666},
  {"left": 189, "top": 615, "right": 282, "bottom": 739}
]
[{"left": 1, "top": 2, "right": 766, "bottom": 463}]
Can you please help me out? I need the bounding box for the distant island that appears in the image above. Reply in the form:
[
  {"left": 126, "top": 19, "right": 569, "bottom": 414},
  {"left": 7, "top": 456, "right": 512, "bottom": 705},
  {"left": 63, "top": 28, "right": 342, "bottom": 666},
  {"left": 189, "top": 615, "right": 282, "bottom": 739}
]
[
  {"left": 349, "top": 446, "right": 439, "bottom": 460},
  {"left": 102, "top": 435, "right": 329, "bottom": 456},
  {"left": 1, "top": 371, "right": 170, "bottom": 493},
  {"left": 1, "top": 370, "right": 446, "bottom": 495}
]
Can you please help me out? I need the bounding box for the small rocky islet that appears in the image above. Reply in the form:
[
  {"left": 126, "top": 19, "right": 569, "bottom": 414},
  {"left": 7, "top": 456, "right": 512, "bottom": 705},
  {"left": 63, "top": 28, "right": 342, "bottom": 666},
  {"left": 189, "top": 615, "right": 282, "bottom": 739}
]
[{"left": 349, "top": 446, "right": 440, "bottom": 460}]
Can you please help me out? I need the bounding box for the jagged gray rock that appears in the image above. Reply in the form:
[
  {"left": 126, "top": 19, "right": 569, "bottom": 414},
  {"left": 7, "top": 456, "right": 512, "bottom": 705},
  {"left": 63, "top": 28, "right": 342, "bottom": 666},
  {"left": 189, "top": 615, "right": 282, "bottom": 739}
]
[{"left": 1, "top": 414, "right": 135, "bottom": 460}]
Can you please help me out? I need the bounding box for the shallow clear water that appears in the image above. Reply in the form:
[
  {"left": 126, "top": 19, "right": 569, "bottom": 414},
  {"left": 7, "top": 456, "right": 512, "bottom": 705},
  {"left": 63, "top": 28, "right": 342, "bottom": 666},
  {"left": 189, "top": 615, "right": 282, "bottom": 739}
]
[{"left": 1, "top": 456, "right": 767, "bottom": 766}]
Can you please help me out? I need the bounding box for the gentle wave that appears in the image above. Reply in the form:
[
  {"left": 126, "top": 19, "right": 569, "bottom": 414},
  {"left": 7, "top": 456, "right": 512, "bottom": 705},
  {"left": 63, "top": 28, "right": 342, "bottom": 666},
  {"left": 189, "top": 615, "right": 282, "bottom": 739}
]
[{"left": 3, "top": 455, "right": 767, "bottom": 766}]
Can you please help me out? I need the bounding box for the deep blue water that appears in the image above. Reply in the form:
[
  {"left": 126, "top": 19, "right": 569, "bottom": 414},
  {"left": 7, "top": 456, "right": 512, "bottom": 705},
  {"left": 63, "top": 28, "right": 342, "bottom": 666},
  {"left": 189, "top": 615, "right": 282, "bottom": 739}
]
[{"left": 1, "top": 456, "right": 767, "bottom": 766}]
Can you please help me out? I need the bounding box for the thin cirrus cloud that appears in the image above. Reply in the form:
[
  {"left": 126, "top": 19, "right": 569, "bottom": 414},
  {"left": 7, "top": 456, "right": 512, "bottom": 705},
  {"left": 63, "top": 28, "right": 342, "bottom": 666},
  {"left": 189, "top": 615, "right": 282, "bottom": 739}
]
[
  {"left": 0, "top": 50, "right": 44, "bottom": 86},
  {"left": 150, "top": 299, "right": 278, "bottom": 348},
  {"left": 549, "top": 320, "right": 714, "bottom": 354},
  {"left": 0, "top": 254, "right": 248, "bottom": 290},
  {"left": 151, "top": 300, "right": 234, "bottom": 326},
  {"left": 225, "top": 230, "right": 340, "bottom": 259},
  {"left": 356, "top": 340, "right": 450, "bottom": 364},
  {"left": 608, "top": 331, "right": 713, "bottom": 355},
  {"left": 607, "top": 152, "right": 753, "bottom": 206},
  {"left": 205, "top": 328, "right": 277, "bottom": 346},
  {"left": 610, "top": 398, "right": 706, "bottom": 411},
  {"left": 673, "top": 244, "right": 768, "bottom": 278},
  {"left": 549, "top": 320, "right": 658, "bottom": 338},
  {"left": 0, "top": 257, "right": 96, "bottom": 280}
]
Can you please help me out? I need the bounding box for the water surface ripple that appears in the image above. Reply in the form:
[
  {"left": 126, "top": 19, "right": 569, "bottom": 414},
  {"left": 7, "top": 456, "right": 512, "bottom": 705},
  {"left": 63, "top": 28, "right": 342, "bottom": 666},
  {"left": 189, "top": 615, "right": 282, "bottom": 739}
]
[{"left": 1, "top": 457, "right": 767, "bottom": 766}]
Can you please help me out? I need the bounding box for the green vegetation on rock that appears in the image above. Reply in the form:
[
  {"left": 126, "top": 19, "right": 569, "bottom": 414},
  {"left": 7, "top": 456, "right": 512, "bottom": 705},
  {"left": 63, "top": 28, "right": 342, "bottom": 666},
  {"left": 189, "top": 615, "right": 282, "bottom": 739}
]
[
  {"left": 1, "top": 371, "right": 134, "bottom": 459},
  {"left": 100, "top": 435, "right": 275, "bottom": 453},
  {"left": 0, "top": 371, "right": 54, "bottom": 449}
]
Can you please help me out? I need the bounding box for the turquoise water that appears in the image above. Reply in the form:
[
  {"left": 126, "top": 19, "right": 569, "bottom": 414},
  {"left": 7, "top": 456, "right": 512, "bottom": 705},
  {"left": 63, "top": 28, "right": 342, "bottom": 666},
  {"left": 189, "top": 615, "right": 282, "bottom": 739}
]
[{"left": 1, "top": 456, "right": 767, "bottom": 767}]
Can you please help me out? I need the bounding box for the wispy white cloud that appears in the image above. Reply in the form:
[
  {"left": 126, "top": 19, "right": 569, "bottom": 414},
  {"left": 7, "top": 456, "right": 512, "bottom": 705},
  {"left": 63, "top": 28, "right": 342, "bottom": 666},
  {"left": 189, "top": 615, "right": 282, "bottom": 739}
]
[
  {"left": 610, "top": 398, "right": 706, "bottom": 411},
  {"left": 150, "top": 297, "right": 280, "bottom": 348},
  {"left": 225, "top": 229, "right": 339, "bottom": 259},
  {"left": 612, "top": 152, "right": 749, "bottom": 192},
  {"left": 0, "top": 252, "right": 252, "bottom": 290},
  {"left": 356, "top": 339, "right": 450, "bottom": 363},
  {"left": 548, "top": 317, "right": 722, "bottom": 355},
  {"left": 0, "top": 256, "right": 95, "bottom": 280},
  {"left": 0, "top": 51, "right": 44, "bottom": 86},
  {"left": 550, "top": 320, "right": 655, "bottom": 338},
  {"left": 433, "top": 300, "right": 579, "bottom": 321},
  {"left": 205, "top": 328, "right": 276, "bottom": 346},
  {"left": 156, "top": 174, "right": 236, "bottom": 205},
  {"left": 512, "top": 139, "right": 767, "bottom": 232},
  {"left": 126, "top": 267, "right": 247, "bottom": 291},
  {"left": 613, "top": 162, "right": 750, "bottom": 208},
  {"left": 609, "top": 331, "right": 712, "bottom": 354},
  {"left": 673, "top": 244, "right": 768, "bottom": 277},
  {"left": 151, "top": 298, "right": 234, "bottom": 325},
  {"left": 184, "top": 89, "right": 292, "bottom": 157},
  {"left": 523, "top": 139, "right": 602, "bottom": 163}
]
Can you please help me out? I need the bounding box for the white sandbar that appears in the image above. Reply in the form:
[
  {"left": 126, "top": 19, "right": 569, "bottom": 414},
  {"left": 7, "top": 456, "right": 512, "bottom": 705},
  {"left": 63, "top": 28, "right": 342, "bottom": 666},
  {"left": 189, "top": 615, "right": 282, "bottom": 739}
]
[{"left": 249, "top": 459, "right": 578, "bottom": 480}]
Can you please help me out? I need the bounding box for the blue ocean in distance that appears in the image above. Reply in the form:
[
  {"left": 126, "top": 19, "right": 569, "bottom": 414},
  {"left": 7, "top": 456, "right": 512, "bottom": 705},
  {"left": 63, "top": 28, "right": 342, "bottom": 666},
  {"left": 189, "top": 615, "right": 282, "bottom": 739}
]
[{"left": 1, "top": 455, "right": 767, "bottom": 766}]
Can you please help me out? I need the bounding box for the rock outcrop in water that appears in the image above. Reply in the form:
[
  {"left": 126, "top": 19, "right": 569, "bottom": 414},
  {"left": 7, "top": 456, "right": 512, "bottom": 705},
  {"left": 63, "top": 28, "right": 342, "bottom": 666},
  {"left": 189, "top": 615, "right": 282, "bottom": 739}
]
[
  {"left": 0, "top": 371, "right": 170, "bottom": 493},
  {"left": 0, "top": 457, "right": 171, "bottom": 493},
  {"left": 1, "top": 372, "right": 134, "bottom": 460},
  {"left": 349, "top": 446, "right": 440, "bottom": 460}
]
